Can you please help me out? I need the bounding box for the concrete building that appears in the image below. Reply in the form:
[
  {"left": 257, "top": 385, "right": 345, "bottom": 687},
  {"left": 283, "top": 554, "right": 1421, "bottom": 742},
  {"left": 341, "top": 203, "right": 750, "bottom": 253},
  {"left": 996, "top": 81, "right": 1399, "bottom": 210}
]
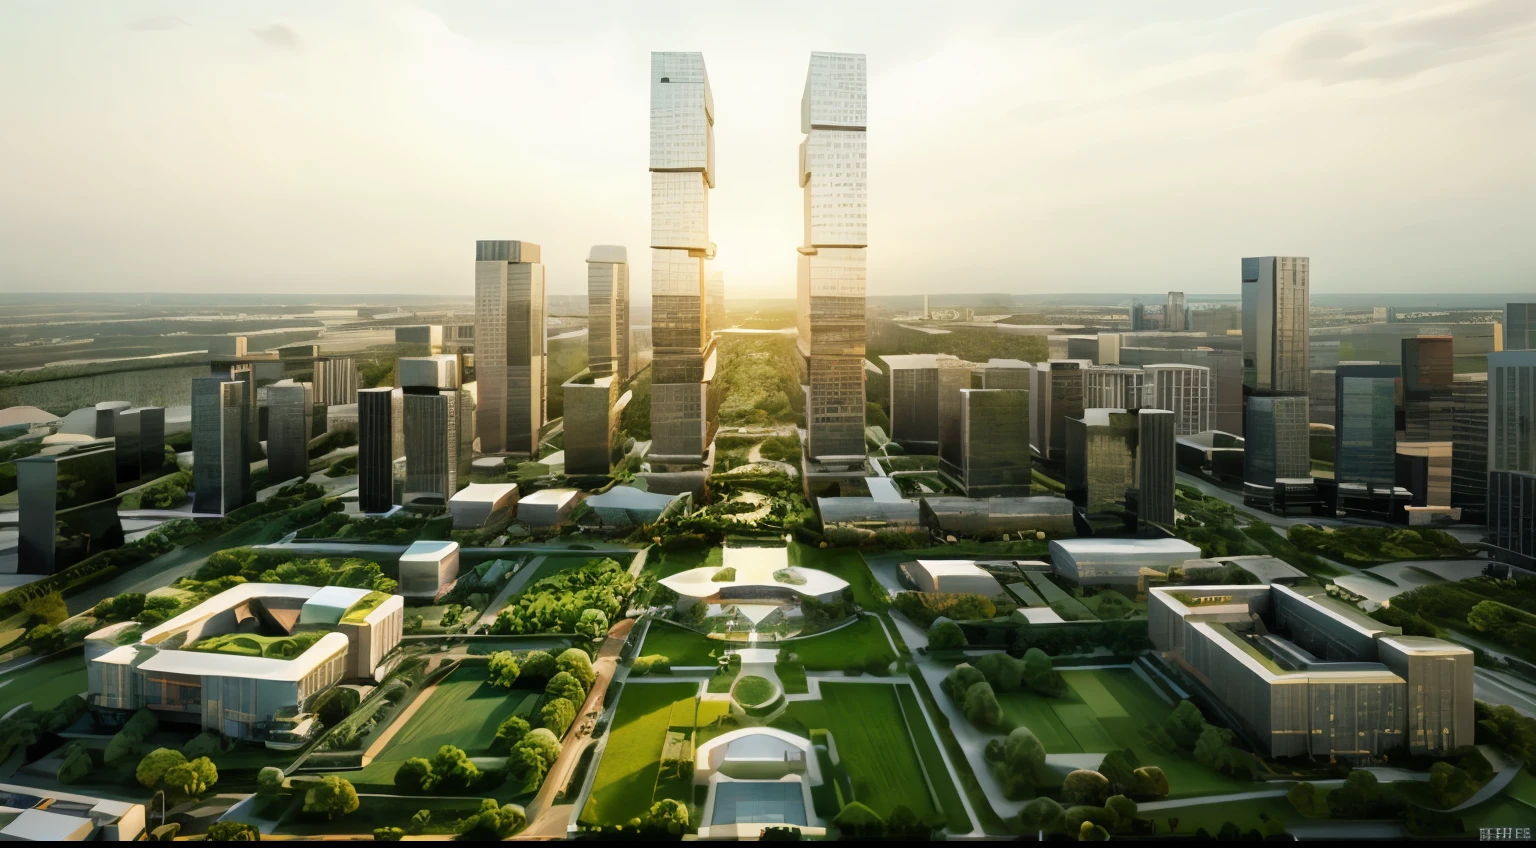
[
  {"left": 1488, "top": 351, "right": 1536, "bottom": 566},
  {"left": 1064, "top": 408, "right": 1174, "bottom": 525},
  {"left": 1030, "top": 360, "right": 1088, "bottom": 463},
  {"left": 1120, "top": 347, "right": 1242, "bottom": 435},
  {"left": 904, "top": 560, "right": 1005, "bottom": 596},
  {"left": 395, "top": 325, "right": 445, "bottom": 351},
  {"left": 400, "top": 355, "right": 472, "bottom": 509},
  {"left": 1507, "top": 302, "right": 1536, "bottom": 351},
  {"left": 797, "top": 52, "right": 868, "bottom": 464},
  {"left": 937, "top": 355, "right": 978, "bottom": 473},
  {"left": 1401, "top": 336, "right": 1454, "bottom": 442},
  {"left": 191, "top": 375, "right": 250, "bottom": 515},
  {"left": 1129, "top": 301, "right": 1146, "bottom": 331},
  {"left": 587, "top": 245, "right": 631, "bottom": 379},
  {"left": 1166, "top": 291, "right": 1187, "bottom": 332},
  {"left": 88, "top": 583, "right": 403, "bottom": 741},
  {"left": 474, "top": 239, "right": 546, "bottom": 457},
  {"left": 562, "top": 371, "right": 629, "bottom": 475},
  {"left": 15, "top": 440, "right": 122, "bottom": 575},
  {"left": 1083, "top": 365, "right": 1145, "bottom": 410},
  {"left": 448, "top": 483, "right": 519, "bottom": 529},
  {"left": 266, "top": 380, "right": 314, "bottom": 485},
  {"left": 1050, "top": 537, "right": 1202, "bottom": 587},
  {"left": 518, "top": 488, "right": 580, "bottom": 527},
  {"left": 1396, "top": 441, "right": 1454, "bottom": 512},
  {"left": 0, "top": 784, "right": 144, "bottom": 841},
  {"left": 1309, "top": 368, "right": 1337, "bottom": 427},
  {"left": 976, "top": 358, "right": 1033, "bottom": 390},
  {"left": 650, "top": 52, "right": 719, "bottom": 469},
  {"left": 1143, "top": 363, "right": 1212, "bottom": 436},
  {"left": 357, "top": 387, "right": 404, "bottom": 514},
  {"left": 1149, "top": 583, "right": 1473, "bottom": 758},
  {"left": 1450, "top": 373, "right": 1489, "bottom": 522},
  {"left": 944, "top": 389, "right": 1031, "bottom": 498},
  {"left": 132, "top": 407, "right": 166, "bottom": 479},
  {"left": 398, "top": 540, "right": 461, "bottom": 600},
  {"left": 881, "top": 354, "right": 942, "bottom": 452}
]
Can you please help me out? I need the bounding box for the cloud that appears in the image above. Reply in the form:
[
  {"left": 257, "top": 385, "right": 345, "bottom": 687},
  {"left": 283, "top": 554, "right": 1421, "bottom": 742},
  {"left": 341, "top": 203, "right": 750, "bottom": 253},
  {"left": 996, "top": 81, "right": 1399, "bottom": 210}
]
[
  {"left": 251, "top": 23, "right": 302, "bottom": 54},
  {"left": 127, "top": 16, "right": 189, "bottom": 31}
]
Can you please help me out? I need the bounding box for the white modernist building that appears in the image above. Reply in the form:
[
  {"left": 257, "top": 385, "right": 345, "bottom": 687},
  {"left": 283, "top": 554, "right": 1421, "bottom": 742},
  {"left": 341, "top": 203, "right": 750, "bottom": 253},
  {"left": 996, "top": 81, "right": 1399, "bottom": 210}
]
[
  {"left": 694, "top": 728, "right": 826, "bottom": 839},
  {"left": 518, "top": 488, "right": 581, "bottom": 527},
  {"left": 449, "top": 482, "right": 520, "bottom": 529},
  {"left": 87, "top": 584, "right": 403, "bottom": 742},
  {"left": 904, "top": 560, "right": 1006, "bottom": 597},
  {"left": 659, "top": 546, "right": 848, "bottom": 612},
  {"left": 1049, "top": 537, "right": 1203, "bottom": 587},
  {"left": 398, "top": 540, "right": 461, "bottom": 600}
]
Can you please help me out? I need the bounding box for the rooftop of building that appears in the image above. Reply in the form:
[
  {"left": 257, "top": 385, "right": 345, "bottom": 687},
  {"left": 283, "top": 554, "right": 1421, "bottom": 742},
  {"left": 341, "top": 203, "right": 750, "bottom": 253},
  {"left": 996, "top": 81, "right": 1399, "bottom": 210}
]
[
  {"left": 585, "top": 486, "right": 683, "bottom": 510},
  {"left": 659, "top": 545, "right": 848, "bottom": 600},
  {"left": 877, "top": 354, "right": 940, "bottom": 369},
  {"left": 400, "top": 540, "right": 461, "bottom": 562},
  {"left": 449, "top": 483, "right": 519, "bottom": 505},
  {"left": 521, "top": 488, "right": 580, "bottom": 507},
  {"left": 1050, "top": 537, "right": 1203, "bottom": 558}
]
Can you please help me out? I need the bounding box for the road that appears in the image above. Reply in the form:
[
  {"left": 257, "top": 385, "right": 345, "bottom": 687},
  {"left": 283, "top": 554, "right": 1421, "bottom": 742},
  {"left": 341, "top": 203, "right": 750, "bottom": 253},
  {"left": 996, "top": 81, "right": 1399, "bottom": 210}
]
[{"left": 254, "top": 540, "right": 636, "bottom": 558}]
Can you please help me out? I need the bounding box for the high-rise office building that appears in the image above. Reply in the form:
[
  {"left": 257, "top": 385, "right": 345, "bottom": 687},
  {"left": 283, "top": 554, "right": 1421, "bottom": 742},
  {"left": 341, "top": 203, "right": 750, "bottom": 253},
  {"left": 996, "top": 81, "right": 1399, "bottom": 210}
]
[
  {"left": 1030, "top": 360, "right": 1088, "bottom": 463},
  {"left": 946, "top": 389, "right": 1031, "bottom": 498},
  {"left": 650, "top": 52, "right": 719, "bottom": 467},
  {"left": 797, "top": 51, "right": 868, "bottom": 463},
  {"left": 95, "top": 401, "right": 130, "bottom": 441},
  {"left": 1129, "top": 301, "right": 1146, "bottom": 332},
  {"left": 266, "top": 380, "right": 314, "bottom": 485},
  {"left": 1242, "top": 256, "right": 1310, "bottom": 394},
  {"left": 1084, "top": 366, "right": 1145, "bottom": 411},
  {"left": 937, "top": 356, "right": 978, "bottom": 476},
  {"left": 976, "top": 359, "right": 1033, "bottom": 390},
  {"left": 475, "top": 240, "right": 546, "bottom": 457},
  {"left": 1488, "top": 351, "right": 1536, "bottom": 565},
  {"left": 881, "top": 354, "right": 942, "bottom": 452},
  {"left": 1137, "top": 408, "right": 1177, "bottom": 525},
  {"left": 707, "top": 270, "right": 726, "bottom": 339},
  {"left": 1335, "top": 365, "right": 1399, "bottom": 488},
  {"left": 191, "top": 375, "right": 250, "bottom": 515},
  {"left": 587, "top": 245, "right": 631, "bottom": 380},
  {"left": 1119, "top": 347, "right": 1242, "bottom": 435},
  {"left": 16, "top": 440, "right": 123, "bottom": 575},
  {"left": 357, "top": 387, "right": 404, "bottom": 514},
  {"left": 111, "top": 405, "right": 141, "bottom": 484},
  {"left": 1401, "top": 336, "right": 1454, "bottom": 442},
  {"left": 1450, "top": 373, "right": 1489, "bottom": 522},
  {"left": 400, "top": 355, "right": 473, "bottom": 508},
  {"left": 1309, "top": 368, "right": 1337, "bottom": 426},
  {"left": 135, "top": 406, "right": 166, "bottom": 478},
  {"left": 563, "top": 373, "right": 626, "bottom": 475},
  {"left": 1244, "top": 394, "right": 1310, "bottom": 487},
  {"left": 1143, "top": 363, "right": 1212, "bottom": 435},
  {"left": 1166, "top": 292, "right": 1187, "bottom": 332},
  {"left": 1506, "top": 303, "right": 1536, "bottom": 351}
]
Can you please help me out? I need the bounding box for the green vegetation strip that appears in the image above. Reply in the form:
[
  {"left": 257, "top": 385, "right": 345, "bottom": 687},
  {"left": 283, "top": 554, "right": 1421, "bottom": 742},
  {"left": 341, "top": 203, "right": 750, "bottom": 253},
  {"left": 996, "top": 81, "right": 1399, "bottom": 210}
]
[
  {"left": 895, "top": 685, "right": 972, "bottom": 832},
  {"left": 582, "top": 682, "right": 697, "bottom": 826}
]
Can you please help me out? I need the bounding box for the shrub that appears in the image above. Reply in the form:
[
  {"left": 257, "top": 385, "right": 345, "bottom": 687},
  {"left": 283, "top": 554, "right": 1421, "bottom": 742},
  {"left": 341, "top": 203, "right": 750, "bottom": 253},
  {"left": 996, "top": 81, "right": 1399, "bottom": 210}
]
[
  {"left": 493, "top": 716, "right": 531, "bottom": 754},
  {"left": 940, "top": 663, "right": 987, "bottom": 702},
  {"left": 204, "top": 821, "right": 261, "bottom": 841},
  {"left": 519, "top": 650, "right": 557, "bottom": 682},
  {"left": 56, "top": 742, "right": 91, "bottom": 785},
  {"left": 511, "top": 728, "right": 562, "bottom": 793},
  {"left": 1019, "top": 796, "right": 1066, "bottom": 834},
  {"left": 394, "top": 757, "right": 432, "bottom": 792},
  {"left": 643, "top": 798, "right": 689, "bottom": 836},
  {"left": 894, "top": 591, "right": 997, "bottom": 628},
  {"left": 459, "top": 799, "right": 527, "bottom": 840},
  {"left": 546, "top": 671, "right": 587, "bottom": 704},
  {"left": 1288, "top": 781, "right": 1316, "bottom": 815},
  {"left": 303, "top": 776, "right": 361, "bottom": 819},
  {"left": 962, "top": 681, "right": 1007, "bottom": 729},
  {"left": 927, "top": 619, "right": 966, "bottom": 650},
  {"left": 257, "top": 767, "right": 285, "bottom": 796},
  {"left": 163, "top": 757, "right": 219, "bottom": 798},
  {"left": 428, "top": 745, "right": 480, "bottom": 792},
  {"left": 1062, "top": 769, "right": 1110, "bottom": 807},
  {"left": 181, "top": 732, "right": 223, "bottom": 760},
  {"left": 997, "top": 727, "right": 1046, "bottom": 799},
  {"left": 487, "top": 651, "right": 521, "bottom": 689},
  {"left": 631, "top": 654, "right": 671, "bottom": 676},
  {"left": 136, "top": 748, "right": 187, "bottom": 790},
  {"left": 556, "top": 648, "right": 597, "bottom": 689},
  {"left": 372, "top": 827, "right": 404, "bottom": 841},
  {"left": 541, "top": 698, "right": 577, "bottom": 737}
]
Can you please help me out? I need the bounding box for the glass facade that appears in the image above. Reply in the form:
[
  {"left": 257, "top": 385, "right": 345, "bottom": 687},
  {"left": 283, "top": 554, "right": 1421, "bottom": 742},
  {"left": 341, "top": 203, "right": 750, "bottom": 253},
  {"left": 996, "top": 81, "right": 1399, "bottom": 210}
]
[
  {"left": 1506, "top": 302, "right": 1536, "bottom": 351},
  {"left": 357, "top": 387, "right": 403, "bottom": 514},
  {"left": 16, "top": 442, "right": 122, "bottom": 575},
  {"left": 1242, "top": 256, "right": 1310, "bottom": 394},
  {"left": 191, "top": 376, "right": 250, "bottom": 515},
  {"left": 1137, "top": 409, "right": 1177, "bottom": 525},
  {"left": 1084, "top": 365, "right": 1145, "bottom": 411},
  {"left": 475, "top": 240, "right": 546, "bottom": 456},
  {"left": 587, "top": 248, "right": 631, "bottom": 379},
  {"left": 1245, "top": 394, "right": 1310, "bottom": 486},
  {"left": 1335, "top": 365, "right": 1399, "bottom": 488},
  {"left": 1065, "top": 408, "right": 1138, "bottom": 516},
  {"left": 266, "top": 380, "right": 314, "bottom": 484},
  {"left": 1144, "top": 364, "right": 1212, "bottom": 435},
  {"left": 1401, "top": 336, "right": 1454, "bottom": 442},
  {"left": 951, "top": 389, "right": 1031, "bottom": 498},
  {"left": 1450, "top": 374, "right": 1489, "bottom": 521},
  {"left": 1166, "top": 291, "right": 1186, "bottom": 332}
]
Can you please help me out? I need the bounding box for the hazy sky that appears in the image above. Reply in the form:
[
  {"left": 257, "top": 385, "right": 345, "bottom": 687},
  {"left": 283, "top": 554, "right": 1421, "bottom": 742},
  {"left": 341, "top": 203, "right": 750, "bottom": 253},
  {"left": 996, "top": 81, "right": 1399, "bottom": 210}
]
[{"left": 2, "top": 1, "right": 1533, "bottom": 301}]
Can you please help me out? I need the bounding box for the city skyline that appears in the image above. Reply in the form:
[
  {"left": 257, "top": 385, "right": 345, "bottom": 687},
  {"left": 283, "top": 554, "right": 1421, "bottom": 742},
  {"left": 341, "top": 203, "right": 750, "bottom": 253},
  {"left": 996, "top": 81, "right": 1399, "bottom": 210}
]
[{"left": 2, "top": 1, "right": 1534, "bottom": 299}]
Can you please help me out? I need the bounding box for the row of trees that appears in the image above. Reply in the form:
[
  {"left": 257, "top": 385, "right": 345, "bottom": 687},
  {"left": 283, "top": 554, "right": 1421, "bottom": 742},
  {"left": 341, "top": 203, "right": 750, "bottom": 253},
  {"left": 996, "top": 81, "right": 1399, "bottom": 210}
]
[{"left": 490, "top": 558, "right": 634, "bottom": 636}]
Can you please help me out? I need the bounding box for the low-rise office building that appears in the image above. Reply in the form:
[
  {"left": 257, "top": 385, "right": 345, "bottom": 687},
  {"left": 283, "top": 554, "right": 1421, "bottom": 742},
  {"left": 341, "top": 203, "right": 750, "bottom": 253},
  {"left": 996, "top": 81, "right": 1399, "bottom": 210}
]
[
  {"left": 398, "top": 540, "right": 461, "bottom": 600},
  {"left": 448, "top": 482, "right": 519, "bottom": 529},
  {"left": 15, "top": 440, "right": 123, "bottom": 575},
  {"left": 1149, "top": 583, "right": 1473, "bottom": 758},
  {"left": 87, "top": 584, "right": 403, "bottom": 742},
  {"left": 1049, "top": 537, "right": 1202, "bottom": 587},
  {"left": 920, "top": 495, "right": 1076, "bottom": 540},
  {"left": 904, "top": 560, "right": 1005, "bottom": 596},
  {"left": 518, "top": 488, "right": 580, "bottom": 527}
]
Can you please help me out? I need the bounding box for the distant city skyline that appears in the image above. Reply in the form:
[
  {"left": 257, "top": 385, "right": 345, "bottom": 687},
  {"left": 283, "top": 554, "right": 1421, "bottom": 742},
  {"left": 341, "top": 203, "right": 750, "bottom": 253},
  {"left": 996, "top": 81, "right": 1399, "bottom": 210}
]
[{"left": 1, "top": 1, "right": 1533, "bottom": 299}]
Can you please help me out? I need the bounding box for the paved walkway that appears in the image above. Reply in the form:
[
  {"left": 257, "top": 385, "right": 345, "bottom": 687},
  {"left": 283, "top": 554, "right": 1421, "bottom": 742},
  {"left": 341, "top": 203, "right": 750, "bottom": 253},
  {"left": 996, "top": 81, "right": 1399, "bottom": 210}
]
[{"left": 471, "top": 555, "right": 544, "bottom": 629}]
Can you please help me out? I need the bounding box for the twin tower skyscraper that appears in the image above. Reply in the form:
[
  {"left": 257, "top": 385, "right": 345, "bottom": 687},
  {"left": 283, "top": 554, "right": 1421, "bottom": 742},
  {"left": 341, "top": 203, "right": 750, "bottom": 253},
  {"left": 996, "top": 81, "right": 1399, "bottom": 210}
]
[{"left": 648, "top": 50, "right": 870, "bottom": 471}]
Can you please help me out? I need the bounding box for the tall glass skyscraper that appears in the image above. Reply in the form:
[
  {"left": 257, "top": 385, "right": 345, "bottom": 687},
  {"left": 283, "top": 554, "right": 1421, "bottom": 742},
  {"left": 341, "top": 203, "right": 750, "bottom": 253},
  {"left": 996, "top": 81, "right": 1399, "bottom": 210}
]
[
  {"left": 1242, "top": 257, "right": 1313, "bottom": 510},
  {"left": 266, "top": 379, "right": 314, "bottom": 485},
  {"left": 1335, "top": 365, "right": 1399, "bottom": 488},
  {"left": 1144, "top": 363, "right": 1212, "bottom": 435},
  {"left": 587, "top": 245, "right": 631, "bottom": 380},
  {"left": 475, "top": 240, "right": 546, "bottom": 457},
  {"left": 400, "top": 355, "right": 473, "bottom": 508},
  {"left": 649, "top": 52, "right": 718, "bottom": 467},
  {"left": 1451, "top": 373, "right": 1489, "bottom": 522},
  {"left": 1506, "top": 302, "right": 1536, "bottom": 351},
  {"left": 16, "top": 440, "right": 122, "bottom": 575},
  {"left": 191, "top": 375, "right": 250, "bottom": 515},
  {"left": 1401, "top": 336, "right": 1455, "bottom": 442},
  {"left": 358, "top": 386, "right": 404, "bottom": 514},
  {"left": 1165, "top": 292, "right": 1186, "bottom": 332},
  {"left": 798, "top": 51, "right": 868, "bottom": 462},
  {"left": 1488, "top": 351, "right": 1536, "bottom": 565}
]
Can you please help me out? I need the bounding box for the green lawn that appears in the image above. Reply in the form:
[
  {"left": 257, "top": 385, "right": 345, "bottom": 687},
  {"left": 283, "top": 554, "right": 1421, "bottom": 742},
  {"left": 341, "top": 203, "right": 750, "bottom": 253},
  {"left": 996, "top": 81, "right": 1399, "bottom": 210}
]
[
  {"left": 330, "top": 663, "right": 540, "bottom": 792},
  {"left": 780, "top": 616, "right": 895, "bottom": 671},
  {"left": 1146, "top": 796, "right": 1300, "bottom": 837},
  {"left": 995, "top": 668, "right": 1252, "bottom": 800},
  {"left": 895, "top": 684, "right": 972, "bottom": 832},
  {"left": 640, "top": 620, "right": 726, "bottom": 667},
  {"left": 777, "top": 683, "right": 938, "bottom": 822},
  {"left": 788, "top": 543, "right": 890, "bottom": 610},
  {"left": 733, "top": 675, "right": 775, "bottom": 707},
  {"left": 0, "top": 651, "right": 87, "bottom": 717},
  {"left": 582, "top": 682, "right": 698, "bottom": 826},
  {"left": 644, "top": 544, "right": 721, "bottom": 580}
]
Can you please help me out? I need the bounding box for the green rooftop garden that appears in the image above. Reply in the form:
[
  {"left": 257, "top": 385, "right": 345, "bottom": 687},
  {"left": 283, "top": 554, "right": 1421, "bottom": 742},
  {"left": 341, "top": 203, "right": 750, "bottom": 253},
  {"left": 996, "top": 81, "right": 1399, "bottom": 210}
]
[
  {"left": 185, "top": 630, "right": 329, "bottom": 660},
  {"left": 341, "top": 591, "right": 391, "bottom": 624}
]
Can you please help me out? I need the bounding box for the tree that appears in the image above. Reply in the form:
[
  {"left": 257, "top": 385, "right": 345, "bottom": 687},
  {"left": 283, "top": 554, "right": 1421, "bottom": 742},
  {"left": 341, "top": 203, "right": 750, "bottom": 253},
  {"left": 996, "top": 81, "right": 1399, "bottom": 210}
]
[
  {"left": 1098, "top": 750, "right": 1140, "bottom": 797},
  {"left": 459, "top": 799, "right": 527, "bottom": 840},
  {"left": 1021, "top": 647, "right": 1067, "bottom": 696},
  {"left": 520, "top": 650, "right": 557, "bottom": 682},
  {"left": 314, "top": 687, "right": 359, "bottom": 727},
  {"left": 1063, "top": 770, "right": 1110, "bottom": 807},
  {"left": 487, "top": 651, "right": 521, "bottom": 689},
  {"left": 429, "top": 745, "right": 480, "bottom": 792},
  {"left": 394, "top": 757, "right": 432, "bottom": 792},
  {"left": 541, "top": 698, "right": 577, "bottom": 737},
  {"left": 408, "top": 809, "right": 431, "bottom": 835},
  {"left": 927, "top": 619, "right": 966, "bottom": 650},
  {"left": 556, "top": 648, "right": 597, "bottom": 689},
  {"left": 1287, "top": 782, "right": 1316, "bottom": 815},
  {"left": 373, "top": 827, "right": 405, "bottom": 841},
  {"left": 56, "top": 742, "right": 91, "bottom": 785},
  {"left": 998, "top": 727, "right": 1047, "bottom": 798},
  {"left": 974, "top": 651, "right": 1024, "bottom": 691},
  {"left": 493, "top": 715, "right": 531, "bottom": 753},
  {"left": 940, "top": 663, "right": 986, "bottom": 701},
  {"left": 831, "top": 802, "right": 884, "bottom": 838},
  {"left": 644, "top": 798, "right": 689, "bottom": 835},
  {"left": 181, "top": 732, "right": 223, "bottom": 760},
  {"left": 546, "top": 671, "right": 587, "bottom": 704},
  {"left": 1105, "top": 794, "right": 1138, "bottom": 829},
  {"left": 1018, "top": 797, "right": 1065, "bottom": 834},
  {"left": 577, "top": 609, "right": 610, "bottom": 641},
  {"left": 963, "top": 681, "right": 1007, "bottom": 729},
  {"left": 136, "top": 748, "right": 187, "bottom": 790},
  {"left": 163, "top": 757, "right": 218, "bottom": 798},
  {"left": 204, "top": 821, "right": 261, "bottom": 841},
  {"left": 257, "top": 767, "right": 285, "bottom": 796},
  {"left": 1165, "top": 700, "right": 1207, "bottom": 750},
  {"left": 511, "top": 728, "right": 562, "bottom": 793},
  {"left": 1132, "top": 766, "right": 1169, "bottom": 800},
  {"left": 303, "top": 775, "right": 360, "bottom": 819},
  {"left": 1327, "top": 770, "right": 1382, "bottom": 819}
]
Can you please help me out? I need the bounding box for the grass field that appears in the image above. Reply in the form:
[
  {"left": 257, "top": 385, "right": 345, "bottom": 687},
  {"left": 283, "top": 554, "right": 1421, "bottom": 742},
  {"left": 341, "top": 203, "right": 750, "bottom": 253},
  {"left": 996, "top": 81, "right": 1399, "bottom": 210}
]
[
  {"left": 582, "top": 682, "right": 698, "bottom": 826},
  {"left": 777, "top": 683, "right": 938, "bottom": 822},
  {"left": 331, "top": 663, "right": 540, "bottom": 792},
  {"left": 895, "top": 685, "right": 972, "bottom": 832},
  {"left": 788, "top": 543, "right": 890, "bottom": 610},
  {"left": 995, "top": 668, "right": 1250, "bottom": 799},
  {"left": 645, "top": 544, "right": 721, "bottom": 580},
  {"left": 780, "top": 616, "right": 895, "bottom": 671},
  {"left": 640, "top": 620, "right": 725, "bottom": 667},
  {"left": 0, "top": 652, "right": 87, "bottom": 717}
]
